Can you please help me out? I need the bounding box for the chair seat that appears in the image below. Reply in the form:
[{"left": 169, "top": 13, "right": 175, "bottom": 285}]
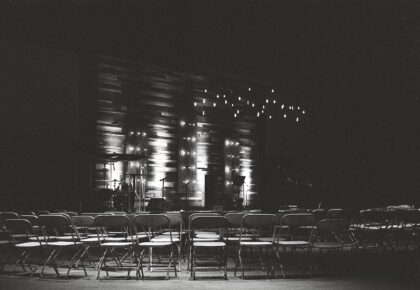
[
  {"left": 101, "top": 242, "right": 132, "bottom": 247},
  {"left": 196, "top": 233, "right": 220, "bottom": 239},
  {"left": 0, "top": 240, "right": 10, "bottom": 246},
  {"left": 128, "top": 234, "right": 148, "bottom": 240},
  {"left": 223, "top": 236, "right": 252, "bottom": 241},
  {"left": 81, "top": 237, "right": 104, "bottom": 243},
  {"left": 104, "top": 237, "right": 128, "bottom": 242},
  {"left": 48, "top": 241, "right": 82, "bottom": 247},
  {"left": 56, "top": 236, "right": 80, "bottom": 241},
  {"left": 193, "top": 241, "right": 226, "bottom": 247},
  {"left": 240, "top": 241, "right": 272, "bottom": 246},
  {"left": 139, "top": 241, "right": 172, "bottom": 247},
  {"left": 162, "top": 232, "right": 180, "bottom": 237},
  {"left": 15, "top": 241, "right": 45, "bottom": 248},
  {"left": 312, "top": 242, "right": 343, "bottom": 249},
  {"left": 191, "top": 237, "right": 219, "bottom": 242},
  {"left": 151, "top": 236, "right": 180, "bottom": 242},
  {"left": 277, "top": 240, "right": 310, "bottom": 246}
]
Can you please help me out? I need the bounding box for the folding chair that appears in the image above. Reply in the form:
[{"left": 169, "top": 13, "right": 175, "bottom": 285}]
[
  {"left": 38, "top": 214, "right": 87, "bottom": 278},
  {"left": 134, "top": 214, "right": 177, "bottom": 280},
  {"left": 309, "top": 218, "right": 351, "bottom": 274},
  {"left": 94, "top": 215, "right": 134, "bottom": 280},
  {"left": 234, "top": 214, "right": 276, "bottom": 279},
  {"left": 5, "top": 219, "right": 43, "bottom": 275},
  {"left": 190, "top": 216, "right": 229, "bottom": 280},
  {"left": 274, "top": 213, "right": 315, "bottom": 277}
]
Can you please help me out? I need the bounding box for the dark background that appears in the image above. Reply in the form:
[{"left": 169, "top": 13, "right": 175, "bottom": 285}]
[{"left": 1, "top": 0, "right": 419, "bottom": 211}]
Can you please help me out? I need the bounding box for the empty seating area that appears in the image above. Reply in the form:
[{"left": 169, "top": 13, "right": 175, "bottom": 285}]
[{"left": 1, "top": 207, "right": 420, "bottom": 283}]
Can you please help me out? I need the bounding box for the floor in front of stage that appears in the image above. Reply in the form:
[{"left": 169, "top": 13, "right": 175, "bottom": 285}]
[{"left": 0, "top": 261, "right": 419, "bottom": 290}]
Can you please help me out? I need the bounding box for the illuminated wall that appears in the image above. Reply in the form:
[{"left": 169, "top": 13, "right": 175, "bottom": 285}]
[{"left": 93, "top": 56, "right": 306, "bottom": 209}]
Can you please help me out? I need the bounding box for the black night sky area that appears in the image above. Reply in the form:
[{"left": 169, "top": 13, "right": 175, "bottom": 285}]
[{"left": 1, "top": 0, "right": 420, "bottom": 210}]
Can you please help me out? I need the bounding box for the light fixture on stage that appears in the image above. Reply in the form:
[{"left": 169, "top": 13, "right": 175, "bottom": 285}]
[
  {"left": 266, "top": 99, "right": 269, "bottom": 103},
  {"left": 273, "top": 100, "right": 276, "bottom": 104},
  {"left": 181, "top": 150, "right": 186, "bottom": 156},
  {"left": 180, "top": 120, "right": 186, "bottom": 126},
  {"left": 252, "top": 103, "right": 255, "bottom": 107},
  {"left": 281, "top": 104, "right": 285, "bottom": 109},
  {"left": 225, "top": 100, "right": 228, "bottom": 104},
  {"left": 204, "top": 89, "right": 207, "bottom": 93},
  {"left": 271, "top": 89, "right": 275, "bottom": 93},
  {"left": 248, "top": 87, "right": 252, "bottom": 91},
  {"left": 284, "top": 114, "right": 287, "bottom": 118},
  {"left": 130, "top": 131, "right": 134, "bottom": 135},
  {"left": 194, "top": 102, "right": 197, "bottom": 107},
  {"left": 296, "top": 117, "right": 299, "bottom": 122},
  {"left": 203, "top": 98, "right": 206, "bottom": 104},
  {"left": 238, "top": 96, "right": 241, "bottom": 101},
  {"left": 202, "top": 110, "right": 205, "bottom": 116},
  {"left": 213, "top": 102, "right": 216, "bottom": 107},
  {"left": 257, "top": 112, "right": 260, "bottom": 117},
  {"left": 216, "top": 94, "right": 220, "bottom": 98},
  {"left": 302, "top": 110, "right": 306, "bottom": 114},
  {"left": 136, "top": 132, "right": 141, "bottom": 135},
  {"left": 269, "top": 115, "right": 272, "bottom": 119},
  {"left": 142, "top": 132, "right": 147, "bottom": 136}
]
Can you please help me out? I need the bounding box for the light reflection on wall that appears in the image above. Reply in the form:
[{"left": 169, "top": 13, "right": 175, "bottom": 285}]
[{"left": 148, "top": 136, "right": 169, "bottom": 196}]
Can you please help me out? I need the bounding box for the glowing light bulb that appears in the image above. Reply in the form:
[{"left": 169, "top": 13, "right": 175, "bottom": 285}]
[
  {"left": 136, "top": 132, "right": 140, "bottom": 135},
  {"left": 302, "top": 110, "right": 306, "bottom": 114},
  {"left": 204, "top": 89, "right": 207, "bottom": 93},
  {"left": 194, "top": 102, "right": 197, "bottom": 107},
  {"left": 235, "top": 142, "right": 239, "bottom": 146},
  {"left": 213, "top": 102, "right": 216, "bottom": 107},
  {"left": 234, "top": 113, "right": 237, "bottom": 118},
  {"left": 202, "top": 110, "right": 205, "bottom": 116},
  {"left": 216, "top": 94, "right": 220, "bottom": 98},
  {"left": 296, "top": 117, "right": 299, "bottom": 122},
  {"left": 191, "top": 136, "right": 196, "bottom": 142},
  {"left": 129, "top": 146, "right": 134, "bottom": 151},
  {"left": 266, "top": 99, "right": 269, "bottom": 103},
  {"left": 231, "top": 104, "right": 234, "bottom": 107},
  {"left": 225, "top": 166, "right": 230, "bottom": 173},
  {"left": 180, "top": 120, "right": 186, "bottom": 126},
  {"left": 181, "top": 150, "right": 186, "bottom": 156},
  {"left": 223, "top": 94, "right": 226, "bottom": 98},
  {"left": 271, "top": 89, "right": 275, "bottom": 93},
  {"left": 281, "top": 104, "right": 285, "bottom": 109},
  {"left": 284, "top": 114, "right": 287, "bottom": 119},
  {"left": 225, "top": 100, "right": 228, "bottom": 104},
  {"left": 248, "top": 87, "right": 252, "bottom": 91},
  {"left": 142, "top": 132, "right": 146, "bottom": 137},
  {"left": 225, "top": 140, "right": 230, "bottom": 146},
  {"left": 136, "top": 147, "right": 140, "bottom": 151},
  {"left": 238, "top": 96, "right": 241, "bottom": 101},
  {"left": 130, "top": 131, "right": 134, "bottom": 135},
  {"left": 257, "top": 112, "right": 260, "bottom": 117},
  {"left": 252, "top": 103, "right": 255, "bottom": 107},
  {"left": 273, "top": 100, "right": 276, "bottom": 104},
  {"left": 203, "top": 98, "right": 206, "bottom": 104},
  {"left": 269, "top": 115, "right": 272, "bottom": 119},
  {"left": 237, "top": 109, "right": 240, "bottom": 114}
]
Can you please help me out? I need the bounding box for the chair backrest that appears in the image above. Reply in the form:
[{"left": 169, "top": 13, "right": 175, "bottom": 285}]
[
  {"left": 325, "top": 209, "right": 344, "bottom": 219},
  {"left": 280, "top": 213, "right": 315, "bottom": 228},
  {"left": 165, "top": 213, "right": 182, "bottom": 226},
  {"left": 134, "top": 214, "right": 170, "bottom": 229},
  {"left": 72, "top": 216, "right": 95, "bottom": 227},
  {"left": 242, "top": 214, "right": 276, "bottom": 227},
  {"left": 0, "top": 212, "right": 19, "bottom": 220},
  {"left": 5, "top": 219, "right": 33, "bottom": 234},
  {"left": 20, "top": 215, "right": 39, "bottom": 226},
  {"left": 316, "top": 219, "right": 349, "bottom": 232},
  {"left": 38, "top": 214, "right": 71, "bottom": 230},
  {"left": 188, "top": 212, "right": 220, "bottom": 229},
  {"left": 312, "top": 209, "right": 327, "bottom": 222},
  {"left": 37, "top": 210, "right": 50, "bottom": 215},
  {"left": 95, "top": 215, "right": 130, "bottom": 228},
  {"left": 191, "top": 216, "right": 229, "bottom": 230},
  {"left": 225, "top": 213, "right": 247, "bottom": 227}
]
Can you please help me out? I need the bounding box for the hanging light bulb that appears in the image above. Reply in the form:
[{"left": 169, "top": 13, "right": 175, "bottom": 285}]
[
  {"left": 202, "top": 110, "right": 205, "bottom": 116},
  {"left": 203, "top": 98, "right": 206, "bottom": 104},
  {"left": 213, "top": 102, "right": 216, "bottom": 107},
  {"left": 181, "top": 150, "right": 186, "bottom": 156},
  {"left": 266, "top": 99, "right": 269, "bottom": 103},
  {"left": 234, "top": 113, "right": 237, "bottom": 118},
  {"left": 269, "top": 115, "right": 272, "bottom": 119},
  {"left": 247, "top": 100, "right": 250, "bottom": 105},
  {"left": 257, "top": 112, "right": 260, "bottom": 117},
  {"left": 273, "top": 99, "right": 276, "bottom": 104},
  {"left": 225, "top": 100, "right": 228, "bottom": 104},
  {"left": 231, "top": 103, "right": 234, "bottom": 107},
  {"left": 204, "top": 89, "right": 207, "bottom": 93},
  {"left": 262, "top": 105, "right": 265, "bottom": 109},
  {"left": 252, "top": 103, "right": 255, "bottom": 107},
  {"left": 142, "top": 132, "right": 147, "bottom": 137},
  {"left": 225, "top": 140, "right": 230, "bottom": 146},
  {"left": 284, "top": 114, "right": 287, "bottom": 119},
  {"left": 223, "top": 94, "right": 226, "bottom": 98},
  {"left": 194, "top": 102, "right": 197, "bottom": 107},
  {"left": 297, "top": 106, "right": 300, "bottom": 110},
  {"left": 237, "top": 109, "right": 240, "bottom": 114},
  {"left": 136, "top": 132, "right": 141, "bottom": 135},
  {"left": 296, "top": 117, "right": 299, "bottom": 122},
  {"left": 238, "top": 96, "right": 241, "bottom": 101},
  {"left": 216, "top": 94, "right": 220, "bottom": 98},
  {"left": 302, "top": 110, "right": 306, "bottom": 114},
  {"left": 130, "top": 131, "right": 134, "bottom": 135},
  {"left": 281, "top": 104, "right": 285, "bottom": 109},
  {"left": 271, "top": 89, "right": 275, "bottom": 93},
  {"left": 180, "top": 120, "right": 186, "bottom": 126},
  {"left": 248, "top": 87, "right": 252, "bottom": 91}
]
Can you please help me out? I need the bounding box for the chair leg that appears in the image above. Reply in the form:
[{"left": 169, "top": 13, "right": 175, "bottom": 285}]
[
  {"left": 97, "top": 249, "right": 108, "bottom": 280},
  {"left": 223, "top": 246, "right": 228, "bottom": 280},
  {"left": 238, "top": 247, "right": 245, "bottom": 279},
  {"left": 166, "top": 248, "right": 173, "bottom": 280},
  {"left": 40, "top": 249, "right": 56, "bottom": 278},
  {"left": 127, "top": 248, "right": 135, "bottom": 279},
  {"left": 192, "top": 246, "right": 197, "bottom": 280}
]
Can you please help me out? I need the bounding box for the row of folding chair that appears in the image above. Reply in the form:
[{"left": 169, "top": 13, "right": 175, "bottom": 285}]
[{"left": 1, "top": 213, "right": 182, "bottom": 280}]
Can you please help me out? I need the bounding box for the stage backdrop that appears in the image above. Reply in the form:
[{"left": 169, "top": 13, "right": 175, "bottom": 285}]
[{"left": 87, "top": 55, "right": 283, "bottom": 209}]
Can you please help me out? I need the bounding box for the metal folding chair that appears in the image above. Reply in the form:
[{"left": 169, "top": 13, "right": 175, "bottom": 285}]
[{"left": 190, "top": 216, "right": 229, "bottom": 280}]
